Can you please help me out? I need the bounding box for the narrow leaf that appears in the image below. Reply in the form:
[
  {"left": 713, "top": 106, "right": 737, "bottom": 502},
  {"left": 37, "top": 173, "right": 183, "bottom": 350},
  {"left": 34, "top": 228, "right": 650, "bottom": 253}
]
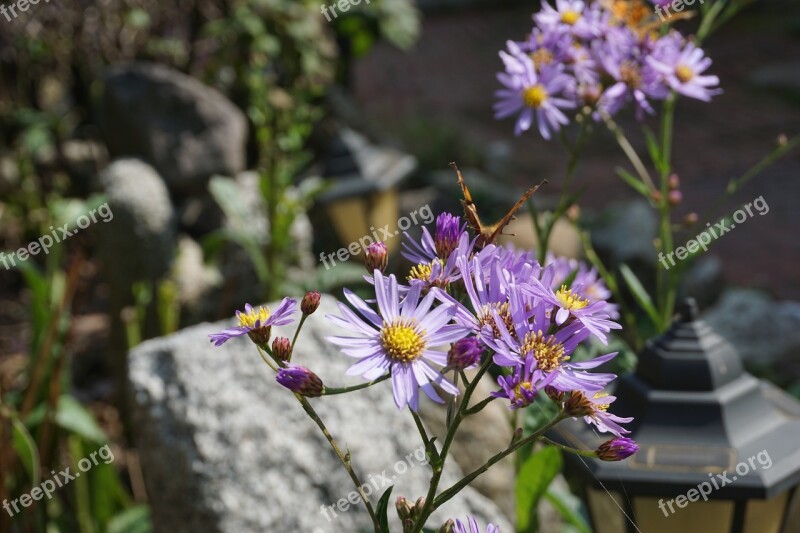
[{"left": 619, "top": 264, "right": 662, "bottom": 330}]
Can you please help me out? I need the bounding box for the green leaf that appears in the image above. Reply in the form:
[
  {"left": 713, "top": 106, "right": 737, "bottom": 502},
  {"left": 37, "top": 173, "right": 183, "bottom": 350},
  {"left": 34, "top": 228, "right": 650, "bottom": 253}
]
[
  {"left": 643, "top": 127, "right": 663, "bottom": 174},
  {"left": 619, "top": 264, "right": 662, "bottom": 330},
  {"left": 107, "top": 505, "right": 152, "bottom": 533},
  {"left": 615, "top": 167, "right": 652, "bottom": 198},
  {"left": 55, "top": 395, "right": 107, "bottom": 443},
  {"left": 11, "top": 414, "right": 41, "bottom": 486},
  {"left": 545, "top": 487, "right": 591, "bottom": 533},
  {"left": 516, "top": 445, "right": 563, "bottom": 532},
  {"left": 376, "top": 485, "right": 394, "bottom": 533}
]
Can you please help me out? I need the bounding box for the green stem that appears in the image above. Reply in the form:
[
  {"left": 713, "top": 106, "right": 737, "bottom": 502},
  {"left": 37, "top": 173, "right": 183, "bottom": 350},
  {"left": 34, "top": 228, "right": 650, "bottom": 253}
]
[
  {"left": 295, "top": 394, "right": 379, "bottom": 530},
  {"left": 411, "top": 356, "right": 494, "bottom": 533},
  {"left": 540, "top": 436, "right": 597, "bottom": 458},
  {"left": 657, "top": 96, "right": 677, "bottom": 326},
  {"left": 290, "top": 315, "right": 309, "bottom": 356},
  {"left": 433, "top": 414, "right": 566, "bottom": 510},
  {"left": 322, "top": 374, "right": 391, "bottom": 395}
]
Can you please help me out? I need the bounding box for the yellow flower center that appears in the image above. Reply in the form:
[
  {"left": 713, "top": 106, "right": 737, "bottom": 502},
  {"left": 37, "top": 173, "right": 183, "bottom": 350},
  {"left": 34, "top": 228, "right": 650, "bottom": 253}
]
[
  {"left": 523, "top": 85, "right": 548, "bottom": 108},
  {"left": 530, "top": 49, "right": 554, "bottom": 71},
  {"left": 521, "top": 330, "right": 568, "bottom": 372},
  {"left": 238, "top": 306, "right": 271, "bottom": 328},
  {"left": 514, "top": 381, "right": 535, "bottom": 402},
  {"left": 561, "top": 10, "right": 581, "bottom": 25},
  {"left": 479, "top": 302, "right": 514, "bottom": 338},
  {"left": 407, "top": 259, "right": 443, "bottom": 283},
  {"left": 675, "top": 65, "right": 694, "bottom": 83},
  {"left": 556, "top": 285, "right": 589, "bottom": 311},
  {"left": 593, "top": 392, "right": 610, "bottom": 412},
  {"left": 620, "top": 61, "right": 641, "bottom": 88},
  {"left": 381, "top": 319, "right": 427, "bottom": 363}
]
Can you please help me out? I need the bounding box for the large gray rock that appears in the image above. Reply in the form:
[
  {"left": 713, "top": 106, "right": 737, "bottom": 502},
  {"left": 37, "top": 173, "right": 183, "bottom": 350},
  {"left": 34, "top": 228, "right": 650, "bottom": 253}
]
[
  {"left": 703, "top": 289, "right": 800, "bottom": 365},
  {"left": 128, "top": 296, "right": 512, "bottom": 533},
  {"left": 100, "top": 62, "right": 247, "bottom": 195}
]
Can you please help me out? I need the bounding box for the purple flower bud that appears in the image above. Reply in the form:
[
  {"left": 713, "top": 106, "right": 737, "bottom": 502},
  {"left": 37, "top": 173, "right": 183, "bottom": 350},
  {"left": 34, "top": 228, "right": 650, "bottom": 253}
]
[
  {"left": 447, "top": 337, "right": 483, "bottom": 370},
  {"left": 276, "top": 365, "right": 323, "bottom": 397},
  {"left": 272, "top": 336, "right": 292, "bottom": 361},
  {"left": 301, "top": 290, "right": 321, "bottom": 315},
  {"left": 365, "top": 242, "right": 388, "bottom": 273},
  {"left": 596, "top": 437, "right": 639, "bottom": 461},
  {"left": 668, "top": 190, "right": 683, "bottom": 206},
  {"left": 435, "top": 213, "right": 463, "bottom": 258}
]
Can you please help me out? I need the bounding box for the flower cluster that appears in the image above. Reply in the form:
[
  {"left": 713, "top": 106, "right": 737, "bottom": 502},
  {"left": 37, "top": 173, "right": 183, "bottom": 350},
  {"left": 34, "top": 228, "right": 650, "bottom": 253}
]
[
  {"left": 328, "top": 211, "right": 630, "bottom": 436},
  {"left": 495, "top": 0, "right": 721, "bottom": 138}
]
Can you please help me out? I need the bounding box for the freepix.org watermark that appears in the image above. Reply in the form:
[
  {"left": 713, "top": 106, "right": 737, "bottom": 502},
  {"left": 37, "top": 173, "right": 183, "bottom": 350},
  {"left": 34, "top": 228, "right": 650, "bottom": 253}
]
[
  {"left": 319, "top": 204, "right": 433, "bottom": 270},
  {"left": 658, "top": 195, "right": 768, "bottom": 271},
  {"left": 0, "top": 202, "right": 114, "bottom": 270},
  {"left": 317, "top": 445, "right": 429, "bottom": 526},
  {"left": 654, "top": 0, "right": 706, "bottom": 22},
  {"left": 1, "top": 0, "right": 49, "bottom": 23},
  {"left": 2, "top": 444, "right": 115, "bottom": 517},
  {"left": 658, "top": 449, "right": 772, "bottom": 517},
  {"left": 320, "top": 0, "right": 370, "bottom": 23}
]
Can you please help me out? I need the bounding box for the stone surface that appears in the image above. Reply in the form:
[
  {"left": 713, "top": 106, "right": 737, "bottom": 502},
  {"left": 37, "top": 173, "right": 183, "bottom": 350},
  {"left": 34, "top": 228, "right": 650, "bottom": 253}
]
[
  {"left": 100, "top": 62, "right": 247, "bottom": 195},
  {"left": 703, "top": 288, "right": 800, "bottom": 365},
  {"left": 128, "top": 296, "right": 512, "bottom": 532}
]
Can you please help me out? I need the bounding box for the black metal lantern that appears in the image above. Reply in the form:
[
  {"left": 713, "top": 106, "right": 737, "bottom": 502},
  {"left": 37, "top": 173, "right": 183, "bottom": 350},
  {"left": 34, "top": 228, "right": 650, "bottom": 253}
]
[
  {"left": 552, "top": 299, "right": 800, "bottom": 533},
  {"left": 315, "top": 126, "right": 417, "bottom": 257}
]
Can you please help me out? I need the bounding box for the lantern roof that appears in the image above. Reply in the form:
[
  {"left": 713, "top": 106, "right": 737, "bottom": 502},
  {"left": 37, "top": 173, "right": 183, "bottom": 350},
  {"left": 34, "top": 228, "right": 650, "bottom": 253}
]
[{"left": 552, "top": 299, "right": 800, "bottom": 499}]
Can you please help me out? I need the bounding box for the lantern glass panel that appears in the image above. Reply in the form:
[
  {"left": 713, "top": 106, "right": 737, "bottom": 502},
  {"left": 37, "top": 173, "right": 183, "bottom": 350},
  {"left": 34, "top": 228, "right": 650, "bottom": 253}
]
[
  {"left": 781, "top": 489, "right": 800, "bottom": 533},
  {"left": 743, "top": 492, "right": 788, "bottom": 533},
  {"left": 586, "top": 488, "right": 626, "bottom": 533},
  {"left": 633, "top": 497, "right": 733, "bottom": 533}
]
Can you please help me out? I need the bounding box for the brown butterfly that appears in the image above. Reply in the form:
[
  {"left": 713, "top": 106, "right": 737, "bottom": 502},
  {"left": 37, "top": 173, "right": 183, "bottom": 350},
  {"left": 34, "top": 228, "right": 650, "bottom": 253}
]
[{"left": 451, "top": 162, "right": 547, "bottom": 248}]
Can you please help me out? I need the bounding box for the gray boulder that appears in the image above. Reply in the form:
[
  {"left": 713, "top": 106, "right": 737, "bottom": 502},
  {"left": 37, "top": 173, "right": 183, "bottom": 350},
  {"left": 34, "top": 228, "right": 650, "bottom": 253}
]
[
  {"left": 128, "top": 296, "right": 512, "bottom": 532},
  {"left": 100, "top": 62, "right": 247, "bottom": 195},
  {"left": 703, "top": 289, "right": 800, "bottom": 366}
]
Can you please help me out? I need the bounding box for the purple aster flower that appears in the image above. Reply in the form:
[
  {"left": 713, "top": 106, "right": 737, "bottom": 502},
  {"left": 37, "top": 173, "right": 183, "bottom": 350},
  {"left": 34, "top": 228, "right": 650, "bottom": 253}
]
[
  {"left": 535, "top": 0, "right": 603, "bottom": 40},
  {"left": 647, "top": 41, "right": 721, "bottom": 101},
  {"left": 406, "top": 232, "right": 475, "bottom": 290},
  {"left": 596, "top": 436, "right": 639, "bottom": 461},
  {"left": 522, "top": 267, "right": 621, "bottom": 344},
  {"left": 452, "top": 516, "right": 500, "bottom": 533},
  {"left": 563, "top": 389, "right": 633, "bottom": 436},
  {"left": 326, "top": 273, "right": 471, "bottom": 411},
  {"left": 208, "top": 298, "right": 297, "bottom": 347},
  {"left": 494, "top": 40, "right": 576, "bottom": 139},
  {"left": 275, "top": 364, "right": 324, "bottom": 397},
  {"left": 447, "top": 337, "right": 483, "bottom": 370},
  {"left": 491, "top": 354, "right": 540, "bottom": 409}
]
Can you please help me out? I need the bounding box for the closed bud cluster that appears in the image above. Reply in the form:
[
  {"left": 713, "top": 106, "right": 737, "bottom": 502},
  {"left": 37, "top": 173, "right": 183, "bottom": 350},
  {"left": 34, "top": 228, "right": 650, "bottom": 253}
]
[{"left": 438, "top": 519, "right": 455, "bottom": 533}]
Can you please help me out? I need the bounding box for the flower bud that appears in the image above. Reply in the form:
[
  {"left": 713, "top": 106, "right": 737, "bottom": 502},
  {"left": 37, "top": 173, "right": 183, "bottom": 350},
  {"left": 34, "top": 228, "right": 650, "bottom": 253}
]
[
  {"left": 365, "top": 242, "right": 388, "bottom": 273},
  {"left": 414, "top": 497, "right": 426, "bottom": 516},
  {"left": 272, "top": 336, "right": 292, "bottom": 362},
  {"left": 435, "top": 213, "right": 462, "bottom": 258},
  {"left": 684, "top": 212, "right": 699, "bottom": 227},
  {"left": 668, "top": 173, "right": 680, "bottom": 190},
  {"left": 396, "top": 497, "right": 413, "bottom": 521},
  {"left": 447, "top": 337, "right": 482, "bottom": 370},
  {"left": 438, "top": 519, "right": 455, "bottom": 533},
  {"left": 596, "top": 437, "right": 639, "bottom": 461},
  {"left": 301, "top": 290, "right": 321, "bottom": 315},
  {"left": 668, "top": 190, "right": 682, "bottom": 206},
  {"left": 275, "top": 365, "right": 323, "bottom": 397},
  {"left": 650, "top": 190, "right": 662, "bottom": 203}
]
